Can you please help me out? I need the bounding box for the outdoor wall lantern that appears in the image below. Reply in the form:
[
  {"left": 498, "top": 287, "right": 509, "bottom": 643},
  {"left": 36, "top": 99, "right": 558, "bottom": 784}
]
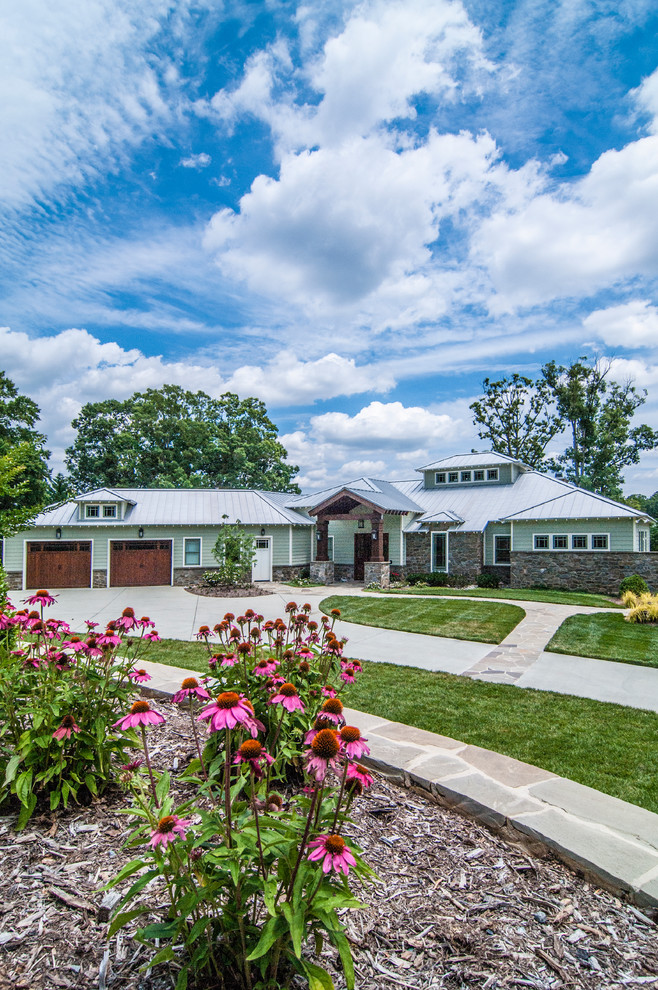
[
  {"left": 55, "top": 527, "right": 62, "bottom": 539},
  {"left": 357, "top": 519, "right": 364, "bottom": 529},
  {"left": 138, "top": 527, "right": 144, "bottom": 538},
  {"left": 260, "top": 528, "right": 266, "bottom": 536},
  {"left": 371, "top": 531, "right": 377, "bottom": 540}
]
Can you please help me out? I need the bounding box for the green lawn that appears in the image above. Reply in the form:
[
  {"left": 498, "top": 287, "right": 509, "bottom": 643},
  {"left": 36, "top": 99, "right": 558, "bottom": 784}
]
[
  {"left": 144, "top": 637, "right": 658, "bottom": 813},
  {"left": 546, "top": 612, "right": 658, "bottom": 668},
  {"left": 376, "top": 586, "right": 622, "bottom": 608},
  {"left": 343, "top": 661, "right": 658, "bottom": 813},
  {"left": 320, "top": 594, "right": 524, "bottom": 645}
]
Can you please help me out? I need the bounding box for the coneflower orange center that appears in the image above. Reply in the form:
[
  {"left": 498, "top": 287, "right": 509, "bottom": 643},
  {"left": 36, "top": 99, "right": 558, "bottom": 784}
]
[
  {"left": 279, "top": 682, "right": 298, "bottom": 697},
  {"left": 182, "top": 677, "right": 199, "bottom": 689},
  {"left": 311, "top": 729, "right": 340, "bottom": 758},
  {"left": 298, "top": 661, "right": 310, "bottom": 673},
  {"left": 130, "top": 700, "right": 151, "bottom": 713},
  {"left": 267, "top": 793, "right": 282, "bottom": 808},
  {"left": 239, "top": 740, "right": 262, "bottom": 759},
  {"left": 314, "top": 717, "right": 334, "bottom": 731},
  {"left": 122, "top": 607, "right": 135, "bottom": 617},
  {"left": 324, "top": 834, "right": 345, "bottom": 854},
  {"left": 256, "top": 659, "right": 269, "bottom": 669},
  {"left": 36, "top": 590, "right": 50, "bottom": 597},
  {"left": 322, "top": 698, "right": 343, "bottom": 715},
  {"left": 61, "top": 715, "right": 76, "bottom": 728},
  {"left": 216, "top": 691, "right": 240, "bottom": 708},
  {"left": 340, "top": 726, "right": 361, "bottom": 743},
  {"left": 157, "top": 815, "right": 176, "bottom": 833}
]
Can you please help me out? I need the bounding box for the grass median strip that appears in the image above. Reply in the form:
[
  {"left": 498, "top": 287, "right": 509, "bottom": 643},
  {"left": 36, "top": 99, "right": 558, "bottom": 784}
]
[
  {"left": 320, "top": 594, "right": 524, "bottom": 645},
  {"left": 546, "top": 612, "right": 658, "bottom": 668},
  {"left": 344, "top": 661, "right": 658, "bottom": 813},
  {"left": 374, "top": 587, "right": 622, "bottom": 608}
]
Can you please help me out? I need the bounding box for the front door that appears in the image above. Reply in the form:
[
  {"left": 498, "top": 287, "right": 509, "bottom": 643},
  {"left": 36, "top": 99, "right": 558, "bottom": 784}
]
[
  {"left": 353, "top": 532, "right": 389, "bottom": 581},
  {"left": 252, "top": 538, "right": 271, "bottom": 581}
]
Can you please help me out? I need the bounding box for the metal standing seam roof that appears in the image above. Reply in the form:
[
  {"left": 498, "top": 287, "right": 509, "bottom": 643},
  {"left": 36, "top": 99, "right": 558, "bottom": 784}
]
[
  {"left": 416, "top": 452, "right": 525, "bottom": 472},
  {"left": 32, "top": 489, "right": 314, "bottom": 528},
  {"left": 500, "top": 488, "right": 653, "bottom": 522},
  {"left": 288, "top": 478, "right": 424, "bottom": 514}
]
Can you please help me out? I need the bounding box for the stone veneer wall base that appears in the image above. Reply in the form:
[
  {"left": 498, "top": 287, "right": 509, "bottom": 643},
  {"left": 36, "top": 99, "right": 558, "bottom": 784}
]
[
  {"left": 511, "top": 551, "right": 658, "bottom": 595},
  {"left": 310, "top": 560, "right": 335, "bottom": 584}
]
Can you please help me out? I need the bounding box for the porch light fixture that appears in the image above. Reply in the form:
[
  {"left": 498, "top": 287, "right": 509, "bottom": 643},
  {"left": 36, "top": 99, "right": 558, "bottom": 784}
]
[
  {"left": 138, "top": 527, "right": 144, "bottom": 538},
  {"left": 260, "top": 528, "right": 265, "bottom": 536},
  {"left": 55, "top": 527, "right": 62, "bottom": 540}
]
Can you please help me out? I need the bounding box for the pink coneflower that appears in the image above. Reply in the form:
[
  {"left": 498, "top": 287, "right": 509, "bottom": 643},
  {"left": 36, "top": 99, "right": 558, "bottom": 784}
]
[
  {"left": 96, "top": 628, "right": 122, "bottom": 647},
  {"left": 139, "top": 616, "right": 155, "bottom": 629},
  {"left": 195, "top": 625, "right": 212, "bottom": 640},
  {"left": 24, "top": 590, "right": 57, "bottom": 607},
  {"left": 121, "top": 758, "right": 143, "bottom": 772},
  {"left": 322, "top": 684, "right": 337, "bottom": 698},
  {"left": 269, "top": 682, "right": 305, "bottom": 713},
  {"left": 172, "top": 677, "right": 211, "bottom": 703},
  {"left": 296, "top": 648, "right": 314, "bottom": 661},
  {"left": 85, "top": 620, "right": 99, "bottom": 630},
  {"left": 149, "top": 814, "right": 192, "bottom": 849},
  {"left": 339, "top": 666, "right": 356, "bottom": 684},
  {"left": 223, "top": 612, "right": 235, "bottom": 622},
  {"left": 128, "top": 668, "right": 151, "bottom": 684},
  {"left": 220, "top": 653, "right": 238, "bottom": 667},
  {"left": 52, "top": 715, "right": 80, "bottom": 740},
  {"left": 116, "top": 607, "right": 138, "bottom": 631},
  {"left": 112, "top": 700, "right": 165, "bottom": 730},
  {"left": 339, "top": 726, "right": 370, "bottom": 759},
  {"left": 60, "top": 635, "right": 84, "bottom": 653},
  {"left": 253, "top": 657, "right": 278, "bottom": 677},
  {"left": 305, "top": 728, "right": 341, "bottom": 782},
  {"left": 319, "top": 697, "right": 344, "bottom": 725},
  {"left": 197, "top": 692, "right": 258, "bottom": 732},
  {"left": 233, "top": 739, "right": 274, "bottom": 778},
  {"left": 346, "top": 763, "right": 374, "bottom": 789},
  {"left": 285, "top": 601, "right": 297, "bottom": 613},
  {"left": 307, "top": 834, "right": 356, "bottom": 876},
  {"left": 304, "top": 716, "right": 337, "bottom": 745},
  {"left": 237, "top": 641, "right": 251, "bottom": 656},
  {"left": 144, "top": 630, "right": 161, "bottom": 642},
  {"left": 83, "top": 637, "right": 104, "bottom": 658}
]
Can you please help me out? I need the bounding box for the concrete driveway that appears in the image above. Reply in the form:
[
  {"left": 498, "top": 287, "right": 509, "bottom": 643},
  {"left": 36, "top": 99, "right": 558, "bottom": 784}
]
[{"left": 20, "top": 583, "right": 658, "bottom": 713}]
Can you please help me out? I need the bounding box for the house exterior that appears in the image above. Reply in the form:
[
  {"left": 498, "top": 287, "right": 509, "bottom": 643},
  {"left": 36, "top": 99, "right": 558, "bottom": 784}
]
[
  {"left": 294, "top": 452, "right": 656, "bottom": 594},
  {"left": 3, "top": 487, "right": 314, "bottom": 590},
  {"left": 5, "top": 452, "right": 656, "bottom": 594}
]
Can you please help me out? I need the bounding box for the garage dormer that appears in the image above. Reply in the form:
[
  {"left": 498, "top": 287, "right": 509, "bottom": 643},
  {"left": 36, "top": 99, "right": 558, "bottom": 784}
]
[
  {"left": 73, "top": 489, "right": 136, "bottom": 522},
  {"left": 416, "top": 453, "right": 527, "bottom": 490}
]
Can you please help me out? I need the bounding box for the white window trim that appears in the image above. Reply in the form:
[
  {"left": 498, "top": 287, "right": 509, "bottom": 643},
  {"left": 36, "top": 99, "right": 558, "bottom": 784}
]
[
  {"left": 487, "top": 468, "right": 499, "bottom": 481},
  {"left": 184, "top": 536, "right": 203, "bottom": 567},
  {"left": 473, "top": 470, "right": 486, "bottom": 482},
  {"left": 431, "top": 531, "right": 448, "bottom": 572},
  {"left": 551, "top": 534, "right": 569, "bottom": 550},
  {"left": 85, "top": 504, "right": 101, "bottom": 519},
  {"left": 532, "top": 532, "right": 611, "bottom": 551},
  {"left": 434, "top": 472, "right": 446, "bottom": 484},
  {"left": 102, "top": 505, "right": 117, "bottom": 519},
  {"left": 447, "top": 472, "right": 459, "bottom": 484}
]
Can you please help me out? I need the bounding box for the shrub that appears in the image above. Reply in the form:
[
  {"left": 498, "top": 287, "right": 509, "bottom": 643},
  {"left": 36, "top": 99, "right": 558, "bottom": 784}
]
[
  {"left": 108, "top": 604, "right": 372, "bottom": 990},
  {"left": 203, "top": 570, "right": 224, "bottom": 586},
  {"left": 0, "top": 593, "right": 160, "bottom": 828},
  {"left": 623, "top": 591, "right": 658, "bottom": 623},
  {"left": 211, "top": 518, "right": 256, "bottom": 587},
  {"left": 477, "top": 572, "right": 501, "bottom": 589},
  {"left": 620, "top": 574, "right": 649, "bottom": 597}
]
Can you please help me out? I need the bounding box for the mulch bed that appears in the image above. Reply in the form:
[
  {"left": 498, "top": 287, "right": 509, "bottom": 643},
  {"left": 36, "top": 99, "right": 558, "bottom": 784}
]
[
  {"left": 1, "top": 703, "right": 657, "bottom": 989},
  {"left": 184, "top": 585, "right": 273, "bottom": 598}
]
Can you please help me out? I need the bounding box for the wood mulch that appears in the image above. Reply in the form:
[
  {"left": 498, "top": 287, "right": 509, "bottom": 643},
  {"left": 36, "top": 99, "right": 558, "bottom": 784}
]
[
  {"left": 1, "top": 703, "right": 657, "bottom": 990},
  {"left": 184, "top": 584, "right": 272, "bottom": 598}
]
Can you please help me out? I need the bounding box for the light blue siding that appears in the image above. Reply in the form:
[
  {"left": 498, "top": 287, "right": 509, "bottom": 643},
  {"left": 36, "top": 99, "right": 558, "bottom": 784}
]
[{"left": 511, "top": 518, "right": 635, "bottom": 552}]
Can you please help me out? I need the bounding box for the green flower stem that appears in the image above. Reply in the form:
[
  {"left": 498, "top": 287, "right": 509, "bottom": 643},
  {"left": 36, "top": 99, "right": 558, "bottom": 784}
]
[
  {"left": 140, "top": 726, "right": 160, "bottom": 807},
  {"left": 189, "top": 697, "right": 208, "bottom": 779},
  {"left": 224, "top": 728, "right": 233, "bottom": 846},
  {"left": 331, "top": 760, "right": 349, "bottom": 834},
  {"left": 286, "top": 786, "right": 319, "bottom": 900},
  {"left": 250, "top": 766, "right": 267, "bottom": 882}
]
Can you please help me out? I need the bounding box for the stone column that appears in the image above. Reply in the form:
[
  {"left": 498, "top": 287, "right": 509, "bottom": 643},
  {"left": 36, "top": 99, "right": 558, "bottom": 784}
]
[{"left": 364, "top": 561, "right": 390, "bottom": 588}]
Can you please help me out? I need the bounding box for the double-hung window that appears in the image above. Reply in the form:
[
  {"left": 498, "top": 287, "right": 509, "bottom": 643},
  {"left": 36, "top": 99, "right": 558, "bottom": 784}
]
[
  {"left": 591, "top": 534, "right": 609, "bottom": 550},
  {"left": 85, "top": 505, "right": 100, "bottom": 518},
  {"left": 494, "top": 535, "right": 511, "bottom": 564},
  {"left": 571, "top": 535, "right": 588, "bottom": 550},
  {"left": 534, "top": 535, "right": 549, "bottom": 549},
  {"left": 184, "top": 538, "right": 201, "bottom": 566},
  {"left": 487, "top": 469, "right": 499, "bottom": 481},
  {"left": 552, "top": 535, "right": 568, "bottom": 550}
]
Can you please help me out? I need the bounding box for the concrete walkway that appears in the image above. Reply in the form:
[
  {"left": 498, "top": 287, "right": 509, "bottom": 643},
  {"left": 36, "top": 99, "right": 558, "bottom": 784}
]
[
  {"left": 30, "top": 583, "right": 658, "bottom": 714},
  {"left": 140, "top": 657, "right": 658, "bottom": 910}
]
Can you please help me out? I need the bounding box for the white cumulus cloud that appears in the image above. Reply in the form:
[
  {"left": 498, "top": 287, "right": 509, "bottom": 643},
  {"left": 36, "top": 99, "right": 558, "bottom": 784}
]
[{"left": 583, "top": 300, "right": 658, "bottom": 349}]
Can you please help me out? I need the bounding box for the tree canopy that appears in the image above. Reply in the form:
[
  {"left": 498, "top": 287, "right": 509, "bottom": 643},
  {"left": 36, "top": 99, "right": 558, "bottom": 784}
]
[
  {"left": 0, "top": 372, "right": 50, "bottom": 535},
  {"left": 470, "top": 358, "right": 658, "bottom": 499},
  {"left": 65, "top": 386, "right": 300, "bottom": 493}
]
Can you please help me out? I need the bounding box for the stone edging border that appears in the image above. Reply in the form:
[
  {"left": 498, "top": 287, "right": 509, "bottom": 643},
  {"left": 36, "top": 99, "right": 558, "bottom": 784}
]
[{"left": 142, "top": 670, "right": 658, "bottom": 913}]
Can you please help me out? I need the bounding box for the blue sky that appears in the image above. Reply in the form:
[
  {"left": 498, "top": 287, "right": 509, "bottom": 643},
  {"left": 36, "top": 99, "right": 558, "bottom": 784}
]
[{"left": 2, "top": 0, "right": 658, "bottom": 491}]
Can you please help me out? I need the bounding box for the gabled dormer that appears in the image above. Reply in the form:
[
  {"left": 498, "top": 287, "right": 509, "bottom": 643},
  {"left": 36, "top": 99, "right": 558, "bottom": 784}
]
[
  {"left": 416, "top": 453, "right": 528, "bottom": 490},
  {"left": 73, "top": 488, "right": 136, "bottom": 522}
]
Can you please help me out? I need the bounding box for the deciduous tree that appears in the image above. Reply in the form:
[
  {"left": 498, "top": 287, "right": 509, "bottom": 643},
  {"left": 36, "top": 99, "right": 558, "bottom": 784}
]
[
  {"left": 469, "top": 373, "right": 564, "bottom": 468},
  {"left": 65, "top": 386, "right": 300, "bottom": 493},
  {"left": 0, "top": 372, "right": 50, "bottom": 534}
]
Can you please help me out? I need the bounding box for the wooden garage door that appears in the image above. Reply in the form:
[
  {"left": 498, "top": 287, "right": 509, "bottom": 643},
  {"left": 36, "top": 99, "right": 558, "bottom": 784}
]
[
  {"left": 26, "top": 541, "right": 92, "bottom": 589},
  {"left": 110, "top": 541, "right": 172, "bottom": 587}
]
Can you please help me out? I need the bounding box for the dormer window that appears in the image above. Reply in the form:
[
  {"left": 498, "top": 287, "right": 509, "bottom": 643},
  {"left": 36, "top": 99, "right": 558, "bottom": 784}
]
[
  {"left": 448, "top": 472, "right": 459, "bottom": 483},
  {"left": 487, "top": 469, "right": 499, "bottom": 481},
  {"left": 435, "top": 472, "right": 446, "bottom": 484},
  {"left": 85, "top": 505, "right": 100, "bottom": 518},
  {"left": 474, "top": 470, "right": 484, "bottom": 481},
  {"left": 460, "top": 471, "right": 471, "bottom": 482},
  {"left": 103, "top": 505, "right": 117, "bottom": 518}
]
